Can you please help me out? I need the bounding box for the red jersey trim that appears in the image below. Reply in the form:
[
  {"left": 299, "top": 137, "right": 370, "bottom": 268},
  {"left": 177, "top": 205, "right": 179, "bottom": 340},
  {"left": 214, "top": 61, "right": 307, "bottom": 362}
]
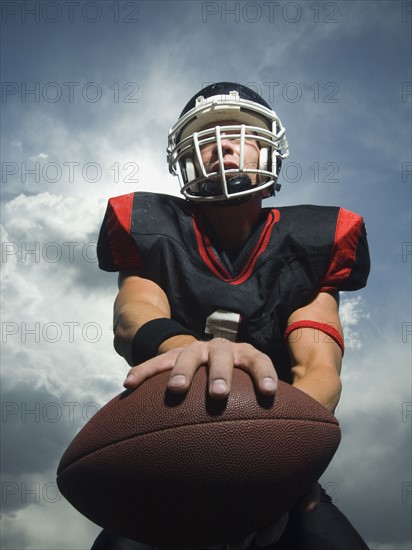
[
  {"left": 110, "top": 192, "right": 134, "bottom": 232},
  {"left": 192, "top": 209, "right": 280, "bottom": 285},
  {"left": 108, "top": 193, "right": 142, "bottom": 270},
  {"left": 320, "top": 208, "right": 363, "bottom": 292},
  {"left": 192, "top": 216, "right": 232, "bottom": 280}
]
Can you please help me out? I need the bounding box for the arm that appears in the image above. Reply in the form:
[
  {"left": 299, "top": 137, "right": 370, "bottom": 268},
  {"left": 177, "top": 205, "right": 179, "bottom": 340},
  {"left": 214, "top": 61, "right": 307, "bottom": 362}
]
[
  {"left": 285, "top": 291, "right": 343, "bottom": 412},
  {"left": 113, "top": 271, "right": 197, "bottom": 366}
]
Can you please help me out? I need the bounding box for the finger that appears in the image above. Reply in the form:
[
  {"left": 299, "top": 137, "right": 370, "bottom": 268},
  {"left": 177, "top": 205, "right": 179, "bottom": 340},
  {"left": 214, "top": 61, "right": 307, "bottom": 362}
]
[
  {"left": 255, "top": 513, "right": 289, "bottom": 547},
  {"left": 234, "top": 344, "right": 278, "bottom": 395},
  {"left": 167, "top": 342, "right": 209, "bottom": 393},
  {"left": 299, "top": 483, "right": 320, "bottom": 514},
  {"left": 207, "top": 339, "right": 236, "bottom": 399},
  {"left": 123, "top": 348, "right": 182, "bottom": 388}
]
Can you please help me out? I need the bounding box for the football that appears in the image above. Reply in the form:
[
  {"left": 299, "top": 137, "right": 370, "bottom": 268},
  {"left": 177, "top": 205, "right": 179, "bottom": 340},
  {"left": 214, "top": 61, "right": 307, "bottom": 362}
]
[{"left": 57, "top": 368, "right": 340, "bottom": 546}]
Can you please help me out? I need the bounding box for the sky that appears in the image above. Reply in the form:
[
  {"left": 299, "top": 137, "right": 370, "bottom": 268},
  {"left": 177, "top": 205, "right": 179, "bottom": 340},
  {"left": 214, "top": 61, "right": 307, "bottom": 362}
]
[{"left": 0, "top": 1, "right": 411, "bottom": 549}]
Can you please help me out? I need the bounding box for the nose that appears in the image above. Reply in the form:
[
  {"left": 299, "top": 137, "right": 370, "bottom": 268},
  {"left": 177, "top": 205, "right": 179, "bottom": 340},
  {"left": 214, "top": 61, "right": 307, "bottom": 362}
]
[{"left": 220, "top": 137, "right": 238, "bottom": 155}]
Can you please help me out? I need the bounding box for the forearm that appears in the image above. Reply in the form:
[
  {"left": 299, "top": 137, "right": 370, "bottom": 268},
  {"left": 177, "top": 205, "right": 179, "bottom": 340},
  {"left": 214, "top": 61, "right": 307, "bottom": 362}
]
[
  {"left": 113, "top": 301, "right": 163, "bottom": 364},
  {"left": 292, "top": 366, "right": 342, "bottom": 413},
  {"left": 114, "top": 302, "right": 196, "bottom": 366},
  {"left": 112, "top": 276, "right": 164, "bottom": 364}
]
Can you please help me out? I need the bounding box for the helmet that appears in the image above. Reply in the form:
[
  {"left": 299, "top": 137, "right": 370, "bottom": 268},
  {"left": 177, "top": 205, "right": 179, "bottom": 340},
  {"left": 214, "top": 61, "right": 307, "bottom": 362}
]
[{"left": 167, "top": 82, "right": 289, "bottom": 203}]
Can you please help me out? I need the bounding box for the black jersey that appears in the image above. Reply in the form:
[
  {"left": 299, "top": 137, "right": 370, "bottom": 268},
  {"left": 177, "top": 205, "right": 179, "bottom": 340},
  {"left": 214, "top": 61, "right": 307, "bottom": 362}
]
[{"left": 97, "top": 192, "right": 370, "bottom": 382}]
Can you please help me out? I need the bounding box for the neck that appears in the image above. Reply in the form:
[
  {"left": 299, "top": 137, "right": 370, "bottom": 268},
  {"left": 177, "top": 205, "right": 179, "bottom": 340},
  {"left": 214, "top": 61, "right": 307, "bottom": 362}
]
[{"left": 199, "top": 195, "right": 263, "bottom": 252}]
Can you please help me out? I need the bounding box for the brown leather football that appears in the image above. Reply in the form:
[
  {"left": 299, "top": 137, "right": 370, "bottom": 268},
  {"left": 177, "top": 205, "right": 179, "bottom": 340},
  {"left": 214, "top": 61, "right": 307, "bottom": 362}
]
[{"left": 57, "top": 368, "right": 340, "bottom": 546}]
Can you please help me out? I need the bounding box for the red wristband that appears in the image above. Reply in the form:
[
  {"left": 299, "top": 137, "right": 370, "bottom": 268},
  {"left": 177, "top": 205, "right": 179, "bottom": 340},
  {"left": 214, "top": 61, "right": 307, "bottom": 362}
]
[{"left": 284, "top": 320, "right": 344, "bottom": 355}]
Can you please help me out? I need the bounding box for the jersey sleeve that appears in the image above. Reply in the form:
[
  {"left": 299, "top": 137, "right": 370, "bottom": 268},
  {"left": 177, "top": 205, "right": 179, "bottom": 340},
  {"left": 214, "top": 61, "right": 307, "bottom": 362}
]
[
  {"left": 97, "top": 193, "right": 142, "bottom": 272},
  {"left": 319, "top": 208, "right": 370, "bottom": 292}
]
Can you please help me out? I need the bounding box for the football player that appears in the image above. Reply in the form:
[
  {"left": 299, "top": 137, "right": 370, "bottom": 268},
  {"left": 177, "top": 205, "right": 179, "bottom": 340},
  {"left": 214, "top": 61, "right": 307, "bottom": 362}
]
[{"left": 93, "top": 82, "right": 370, "bottom": 550}]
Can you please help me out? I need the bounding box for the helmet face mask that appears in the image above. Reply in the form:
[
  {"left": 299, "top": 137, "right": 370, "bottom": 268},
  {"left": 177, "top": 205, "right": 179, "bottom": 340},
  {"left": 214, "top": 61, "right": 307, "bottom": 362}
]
[{"left": 167, "top": 84, "right": 289, "bottom": 203}]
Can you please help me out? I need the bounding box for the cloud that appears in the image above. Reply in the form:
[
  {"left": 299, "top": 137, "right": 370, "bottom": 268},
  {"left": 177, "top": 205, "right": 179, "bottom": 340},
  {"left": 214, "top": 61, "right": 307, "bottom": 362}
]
[
  {"left": 29, "top": 152, "right": 48, "bottom": 161},
  {"left": 320, "top": 319, "right": 411, "bottom": 549},
  {"left": 340, "top": 295, "right": 370, "bottom": 350},
  {"left": 1, "top": 192, "right": 124, "bottom": 398},
  {"left": 1, "top": 194, "right": 125, "bottom": 547},
  {"left": 1, "top": 479, "right": 101, "bottom": 550}
]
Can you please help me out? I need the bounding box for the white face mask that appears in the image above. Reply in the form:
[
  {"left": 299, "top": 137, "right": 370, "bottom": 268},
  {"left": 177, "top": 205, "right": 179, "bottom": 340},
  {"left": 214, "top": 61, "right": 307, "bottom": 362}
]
[{"left": 167, "top": 91, "right": 289, "bottom": 203}]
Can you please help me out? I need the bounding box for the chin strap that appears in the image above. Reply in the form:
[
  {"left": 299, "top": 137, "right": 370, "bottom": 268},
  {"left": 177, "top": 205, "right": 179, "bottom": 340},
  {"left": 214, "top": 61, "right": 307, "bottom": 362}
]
[
  {"left": 201, "top": 175, "right": 253, "bottom": 197},
  {"left": 193, "top": 176, "right": 255, "bottom": 207}
]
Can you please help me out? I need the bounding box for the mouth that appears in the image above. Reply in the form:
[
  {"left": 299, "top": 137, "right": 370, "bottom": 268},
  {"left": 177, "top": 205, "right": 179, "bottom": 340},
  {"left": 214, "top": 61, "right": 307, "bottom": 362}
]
[{"left": 209, "top": 160, "right": 239, "bottom": 172}]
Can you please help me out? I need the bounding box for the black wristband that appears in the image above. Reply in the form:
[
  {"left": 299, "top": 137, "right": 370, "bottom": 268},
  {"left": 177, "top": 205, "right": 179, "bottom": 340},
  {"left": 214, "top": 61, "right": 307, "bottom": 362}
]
[{"left": 131, "top": 318, "right": 198, "bottom": 365}]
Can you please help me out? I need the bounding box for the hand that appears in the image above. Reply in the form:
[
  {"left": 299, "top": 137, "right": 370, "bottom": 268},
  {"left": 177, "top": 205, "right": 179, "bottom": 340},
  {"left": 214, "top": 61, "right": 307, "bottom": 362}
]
[
  {"left": 227, "top": 513, "right": 289, "bottom": 550},
  {"left": 123, "top": 339, "right": 278, "bottom": 399}
]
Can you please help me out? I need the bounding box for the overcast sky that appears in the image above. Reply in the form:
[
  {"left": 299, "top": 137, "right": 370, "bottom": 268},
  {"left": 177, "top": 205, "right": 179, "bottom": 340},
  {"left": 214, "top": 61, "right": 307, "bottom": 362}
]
[{"left": 1, "top": 1, "right": 411, "bottom": 549}]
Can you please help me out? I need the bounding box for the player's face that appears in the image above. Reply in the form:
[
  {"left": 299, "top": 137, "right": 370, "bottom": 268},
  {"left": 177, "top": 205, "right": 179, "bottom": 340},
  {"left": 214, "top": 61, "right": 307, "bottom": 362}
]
[{"left": 198, "top": 120, "right": 260, "bottom": 182}]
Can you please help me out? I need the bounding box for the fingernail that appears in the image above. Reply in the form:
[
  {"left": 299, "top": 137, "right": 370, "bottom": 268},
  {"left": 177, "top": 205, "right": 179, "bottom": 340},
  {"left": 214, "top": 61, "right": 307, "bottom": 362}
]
[
  {"left": 124, "top": 374, "right": 135, "bottom": 386},
  {"left": 211, "top": 379, "right": 228, "bottom": 395},
  {"left": 262, "top": 377, "right": 276, "bottom": 391},
  {"left": 168, "top": 374, "right": 187, "bottom": 389}
]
